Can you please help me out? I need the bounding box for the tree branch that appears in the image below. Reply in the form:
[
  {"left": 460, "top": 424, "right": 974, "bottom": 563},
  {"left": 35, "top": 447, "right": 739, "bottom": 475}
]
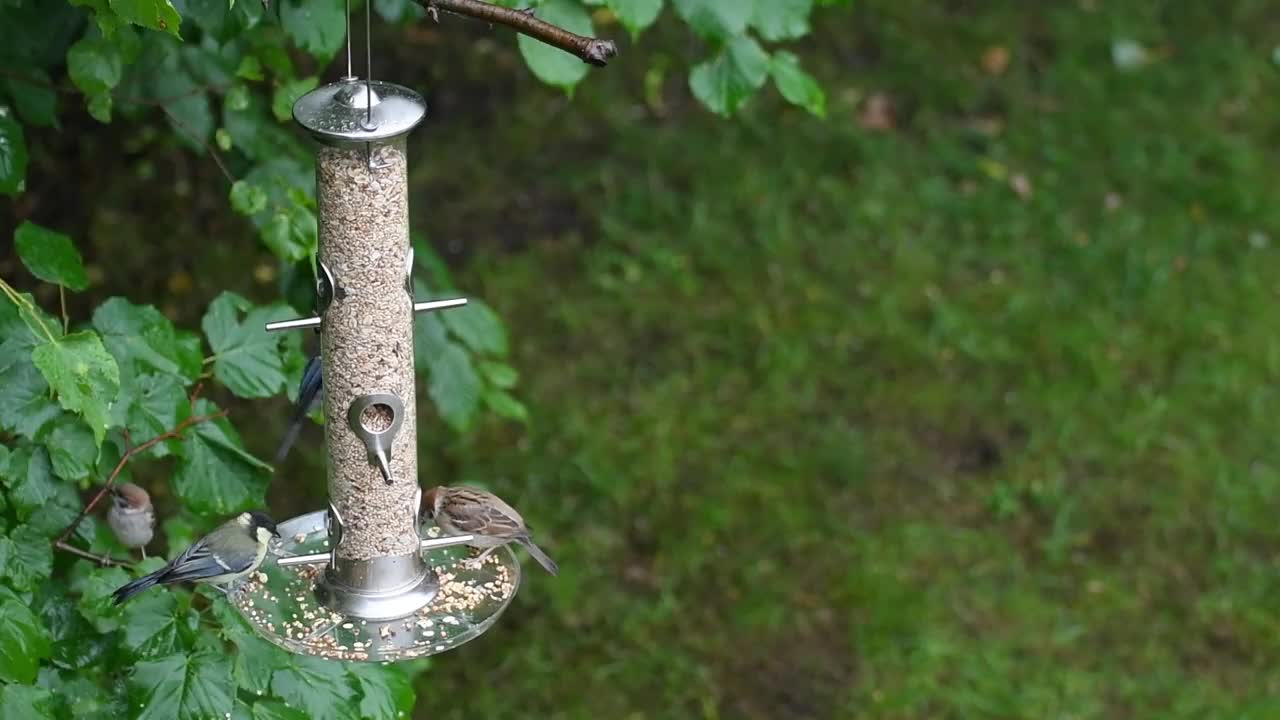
[
  {"left": 53, "top": 405, "right": 229, "bottom": 563},
  {"left": 54, "top": 540, "right": 134, "bottom": 568},
  {"left": 420, "top": 0, "right": 618, "bottom": 67}
]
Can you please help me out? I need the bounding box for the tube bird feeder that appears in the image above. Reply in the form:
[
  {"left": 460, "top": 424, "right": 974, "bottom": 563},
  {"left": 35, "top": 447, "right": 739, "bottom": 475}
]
[{"left": 228, "top": 71, "right": 519, "bottom": 662}]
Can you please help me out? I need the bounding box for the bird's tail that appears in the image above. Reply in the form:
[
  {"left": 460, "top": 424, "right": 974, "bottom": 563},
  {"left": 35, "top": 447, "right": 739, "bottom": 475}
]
[
  {"left": 517, "top": 537, "right": 558, "bottom": 576},
  {"left": 274, "top": 418, "right": 304, "bottom": 465},
  {"left": 112, "top": 570, "right": 164, "bottom": 605}
]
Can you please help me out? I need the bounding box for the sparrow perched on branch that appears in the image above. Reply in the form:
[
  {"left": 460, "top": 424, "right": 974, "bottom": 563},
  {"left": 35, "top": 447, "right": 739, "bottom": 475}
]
[
  {"left": 107, "top": 483, "right": 155, "bottom": 558},
  {"left": 111, "top": 511, "right": 280, "bottom": 604},
  {"left": 275, "top": 353, "right": 323, "bottom": 464},
  {"left": 422, "top": 485, "right": 558, "bottom": 575}
]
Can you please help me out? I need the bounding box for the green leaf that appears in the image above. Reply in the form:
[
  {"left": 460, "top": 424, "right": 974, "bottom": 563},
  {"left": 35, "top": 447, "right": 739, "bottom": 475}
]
[
  {"left": 262, "top": 208, "right": 317, "bottom": 262},
  {"left": 672, "top": 0, "right": 750, "bottom": 38},
  {"left": 0, "top": 358, "right": 61, "bottom": 441},
  {"left": 271, "top": 654, "right": 359, "bottom": 720},
  {"left": 36, "top": 589, "right": 113, "bottom": 671},
  {"left": 66, "top": 37, "right": 124, "bottom": 96},
  {"left": 0, "top": 684, "right": 54, "bottom": 720},
  {"left": 607, "top": 0, "right": 662, "bottom": 36},
  {"left": 689, "top": 34, "right": 770, "bottom": 116},
  {"left": 235, "top": 56, "right": 263, "bottom": 80},
  {"left": 14, "top": 221, "right": 89, "bottom": 291},
  {"left": 484, "top": 389, "right": 529, "bottom": 423},
  {"left": 0, "top": 105, "right": 27, "bottom": 196},
  {"left": 40, "top": 670, "right": 124, "bottom": 718},
  {"left": 414, "top": 312, "right": 448, "bottom": 368},
  {"left": 21, "top": 483, "right": 84, "bottom": 541},
  {"left": 426, "top": 342, "right": 482, "bottom": 432},
  {"left": 176, "top": 0, "right": 228, "bottom": 36},
  {"left": 5, "top": 71, "right": 58, "bottom": 127},
  {"left": 230, "top": 180, "right": 268, "bottom": 215},
  {"left": 130, "top": 650, "right": 235, "bottom": 720},
  {"left": 0, "top": 295, "right": 57, "bottom": 353},
  {"left": 122, "top": 591, "right": 186, "bottom": 658},
  {"left": 1, "top": 445, "right": 57, "bottom": 519},
  {"left": 87, "top": 93, "right": 113, "bottom": 123},
  {"left": 0, "top": 525, "right": 54, "bottom": 592},
  {"left": 225, "top": 85, "right": 250, "bottom": 112},
  {"left": 114, "top": 371, "right": 186, "bottom": 458},
  {"left": 31, "top": 331, "right": 121, "bottom": 446},
  {"left": 279, "top": 0, "right": 346, "bottom": 60},
  {"left": 229, "top": 0, "right": 264, "bottom": 31},
  {"left": 0, "top": 586, "right": 52, "bottom": 684},
  {"left": 373, "top": 0, "right": 423, "bottom": 23},
  {"left": 442, "top": 298, "right": 509, "bottom": 356},
  {"left": 519, "top": 0, "right": 594, "bottom": 90},
  {"left": 93, "top": 297, "right": 203, "bottom": 381},
  {"left": 750, "top": 0, "right": 811, "bottom": 41},
  {"left": 232, "top": 633, "right": 290, "bottom": 694},
  {"left": 70, "top": 0, "right": 128, "bottom": 36},
  {"left": 411, "top": 234, "right": 456, "bottom": 290},
  {"left": 253, "top": 701, "right": 309, "bottom": 720},
  {"left": 151, "top": 68, "right": 214, "bottom": 149},
  {"left": 47, "top": 416, "right": 98, "bottom": 481},
  {"left": 108, "top": 0, "right": 182, "bottom": 35},
  {"left": 202, "top": 292, "right": 288, "bottom": 398},
  {"left": 770, "top": 50, "right": 825, "bottom": 117},
  {"left": 172, "top": 399, "right": 271, "bottom": 515},
  {"left": 349, "top": 663, "right": 415, "bottom": 719},
  {"left": 271, "top": 75, "right": 318, "bottom": 123},
  {"left": 73, "top": 565, "right": 130, "bottom": 631},
  {"left": 479, "top": 360, "right": 519, "bottom": 388}
]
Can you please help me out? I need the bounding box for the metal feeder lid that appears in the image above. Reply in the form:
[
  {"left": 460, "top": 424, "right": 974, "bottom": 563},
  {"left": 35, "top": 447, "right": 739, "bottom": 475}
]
[{"left": 293, "top": 78, "right": 427, "bottom": 145}]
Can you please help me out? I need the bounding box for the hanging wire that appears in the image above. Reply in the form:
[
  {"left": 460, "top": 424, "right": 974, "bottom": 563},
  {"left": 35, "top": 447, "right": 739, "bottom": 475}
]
[
  {"left": 362, "top": 0, "right": 386, "bottom": 170},
  {"left": 365, "top": 0, "right": 374, "bottom": 127},
  {"left": 344, "top": 0, "right": 353, "bottom": 78}
]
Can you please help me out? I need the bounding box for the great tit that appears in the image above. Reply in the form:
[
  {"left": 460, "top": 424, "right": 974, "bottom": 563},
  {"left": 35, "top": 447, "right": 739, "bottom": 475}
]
[{"left": 111, "top": 510, "right": 280, "bottom": 605}]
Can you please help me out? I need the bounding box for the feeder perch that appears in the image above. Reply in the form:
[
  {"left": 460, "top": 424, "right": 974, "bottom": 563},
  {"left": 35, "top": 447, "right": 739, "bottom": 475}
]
[{"left": 228, "top": 12, "right": 519, "bottom": 661}]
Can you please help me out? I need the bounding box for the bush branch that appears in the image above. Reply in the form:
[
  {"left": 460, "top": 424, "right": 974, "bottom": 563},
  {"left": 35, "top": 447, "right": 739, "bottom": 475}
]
[
  {"left": 53, "top": 406, "right": 229, "bottom": 564},
  {"left": 420, "top": 0, "right": 618, "bottom": 67}
]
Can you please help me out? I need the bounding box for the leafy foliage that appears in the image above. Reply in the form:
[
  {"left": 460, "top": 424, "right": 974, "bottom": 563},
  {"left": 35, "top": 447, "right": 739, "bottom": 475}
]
[{"left": 0, "top": 0, "right": 842, "bottom": 716}]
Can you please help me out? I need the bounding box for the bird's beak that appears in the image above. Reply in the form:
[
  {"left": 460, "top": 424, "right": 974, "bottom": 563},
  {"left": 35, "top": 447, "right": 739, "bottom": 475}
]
[{"left": 272, "top": 529, "right": 282, "bottom": 539}]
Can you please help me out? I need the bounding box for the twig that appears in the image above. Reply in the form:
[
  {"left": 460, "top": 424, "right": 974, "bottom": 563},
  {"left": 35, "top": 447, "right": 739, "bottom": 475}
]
[
  {"left": 58, "top": 286, "right": 68, "bottom": 335},
  {"left": 54, "top": 540, "right": 134, "bottom": 568},
  {"left": 420, "top": 0, "right": 618, "bottom": 67},
  {"left": 161, "top": 107, "right": 235, "bottom": 187},
  {"left": 53, "top": 407, "right": 227, "bottom": 545}
]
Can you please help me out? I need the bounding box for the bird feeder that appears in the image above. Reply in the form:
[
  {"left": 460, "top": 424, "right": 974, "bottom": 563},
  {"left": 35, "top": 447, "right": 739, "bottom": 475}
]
[{"left": 228, "top": 10, "right": 519, "bottom": 662}]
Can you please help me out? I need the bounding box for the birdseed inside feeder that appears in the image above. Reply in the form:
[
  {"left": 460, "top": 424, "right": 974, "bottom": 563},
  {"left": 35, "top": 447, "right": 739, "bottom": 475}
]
[{"left": 229, "top": 64, "right": 519, "bottom": 661}]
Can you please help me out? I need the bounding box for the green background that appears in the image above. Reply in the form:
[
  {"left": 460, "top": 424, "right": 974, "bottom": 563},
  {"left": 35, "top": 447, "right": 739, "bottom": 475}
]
[{"left": 7, "top": 1, "right": 1280, "bottom": 717}]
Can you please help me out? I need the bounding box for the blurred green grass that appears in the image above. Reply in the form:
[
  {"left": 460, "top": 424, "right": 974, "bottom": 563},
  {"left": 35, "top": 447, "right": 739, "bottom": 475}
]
[{"left": 406, "top": 2, "right": 1280, "bottom": 718}]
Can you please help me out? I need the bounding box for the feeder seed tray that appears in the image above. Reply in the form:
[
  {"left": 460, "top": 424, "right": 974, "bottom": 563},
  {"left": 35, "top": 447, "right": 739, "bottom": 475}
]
[{"left": 227, "top": 510, "right": 521, "bottom": 662}]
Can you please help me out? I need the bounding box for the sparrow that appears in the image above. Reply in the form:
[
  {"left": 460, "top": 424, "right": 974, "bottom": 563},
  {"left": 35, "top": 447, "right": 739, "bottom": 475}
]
[
  {"left": 107, "top": 483, "right": 155, "bottom": 558},
  {"left": 275, "top": 353, "right": 323, "bottom": 464},
  {"left": 111, "top": 511, "right": 280, "bottom": 604},
  {"left": 422, "top": 485, "right": 558, "bottom": 575}
]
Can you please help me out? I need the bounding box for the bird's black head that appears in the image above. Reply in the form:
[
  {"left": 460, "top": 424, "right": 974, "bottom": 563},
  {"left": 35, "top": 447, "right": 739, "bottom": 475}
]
[{"left": 246, "top": 510, "right": 281, "bottom": 539}]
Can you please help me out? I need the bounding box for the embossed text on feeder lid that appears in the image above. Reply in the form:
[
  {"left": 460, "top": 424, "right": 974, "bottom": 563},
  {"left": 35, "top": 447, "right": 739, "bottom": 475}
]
[{"left": 293, "top": 78, "right": 427, "bottom": 144}]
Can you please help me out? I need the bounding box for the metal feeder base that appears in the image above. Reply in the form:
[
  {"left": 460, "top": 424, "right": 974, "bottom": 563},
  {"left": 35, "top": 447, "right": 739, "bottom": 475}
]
[{"left": 227, "top": 510, "right": 521, "bottom": 662}]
